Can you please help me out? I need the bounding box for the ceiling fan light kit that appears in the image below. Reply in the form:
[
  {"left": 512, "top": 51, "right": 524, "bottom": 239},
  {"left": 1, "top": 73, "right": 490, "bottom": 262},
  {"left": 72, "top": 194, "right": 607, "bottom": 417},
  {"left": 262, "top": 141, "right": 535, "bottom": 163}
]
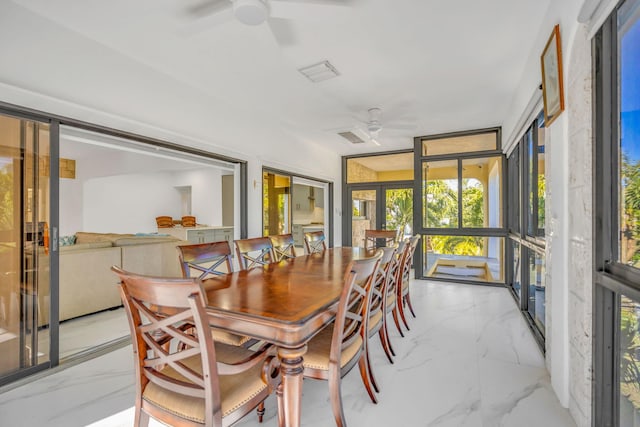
[{"left": 233, "top": 0, "right": 269, "bottom": 25}]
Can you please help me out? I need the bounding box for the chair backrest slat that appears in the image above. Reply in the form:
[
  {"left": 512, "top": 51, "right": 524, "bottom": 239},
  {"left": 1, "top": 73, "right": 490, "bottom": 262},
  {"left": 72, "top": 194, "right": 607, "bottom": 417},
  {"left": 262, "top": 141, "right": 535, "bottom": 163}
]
[
  {"left": 369, "top": 246, "right": 397, "bottom": 326},
  {"left": 364, "top": 229, "right": 397, "bottom": 250},
  {"left": 304, "top": 230, "right": 327, "bottom": 255},
  {"left": 177, "top": 241, "right": 233, "bottom": 280},
  {"left": 112, "top": 266, "right": 221, "bottom": 421},
  {"left": 269, "top": 233, "right": 297, "bottom": 261},
  {"left": 235, "top": 237, "right": 275, "bottom": 270},
  {"left": 330, "top": 252, "right": 382, "bottom": 364}
]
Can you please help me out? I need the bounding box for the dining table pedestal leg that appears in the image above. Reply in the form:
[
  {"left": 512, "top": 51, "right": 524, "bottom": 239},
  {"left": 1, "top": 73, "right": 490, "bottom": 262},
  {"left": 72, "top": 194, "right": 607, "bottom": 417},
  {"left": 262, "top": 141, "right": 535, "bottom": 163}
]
[{"left": 277, "top": 345, "right": 307, "bottom": 427}]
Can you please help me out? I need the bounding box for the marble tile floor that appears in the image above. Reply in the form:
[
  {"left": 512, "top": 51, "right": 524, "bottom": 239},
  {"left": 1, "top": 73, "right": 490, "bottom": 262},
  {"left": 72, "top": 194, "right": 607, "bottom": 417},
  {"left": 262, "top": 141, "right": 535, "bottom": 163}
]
[
  {"left": 37, "top": 307, "right": 130, "bottom": 361},
  {"left": 0, "top": 280, "right": 576, "bottom": 427}
]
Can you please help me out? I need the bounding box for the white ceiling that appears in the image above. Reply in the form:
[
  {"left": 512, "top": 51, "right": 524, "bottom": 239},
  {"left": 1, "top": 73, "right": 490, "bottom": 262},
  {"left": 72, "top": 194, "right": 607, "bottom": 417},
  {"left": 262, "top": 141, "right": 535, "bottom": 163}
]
[{"left": 4, "top": 0, "right": 552, "bottom": 156}]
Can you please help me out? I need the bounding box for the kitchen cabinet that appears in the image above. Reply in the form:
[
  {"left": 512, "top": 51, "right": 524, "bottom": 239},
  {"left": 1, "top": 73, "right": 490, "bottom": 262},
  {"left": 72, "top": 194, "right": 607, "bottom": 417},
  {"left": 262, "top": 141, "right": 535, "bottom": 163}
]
[
  {"left": 162, "top": 226, "right": 234, "bottom": 246},
  {"left": 292, "top": 184, "right": 324, "bottom": 211}
]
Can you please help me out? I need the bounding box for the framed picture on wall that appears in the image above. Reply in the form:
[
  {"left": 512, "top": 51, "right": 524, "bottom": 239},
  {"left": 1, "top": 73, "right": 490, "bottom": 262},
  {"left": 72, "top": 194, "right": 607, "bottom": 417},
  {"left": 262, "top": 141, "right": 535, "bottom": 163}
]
[{"left": 540, "top": 24, "right": 565, "bottom": 126}]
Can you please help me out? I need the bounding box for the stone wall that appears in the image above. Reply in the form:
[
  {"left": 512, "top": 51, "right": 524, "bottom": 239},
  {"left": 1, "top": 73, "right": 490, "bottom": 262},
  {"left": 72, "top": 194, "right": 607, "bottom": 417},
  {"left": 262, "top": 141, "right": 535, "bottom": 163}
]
[{"left": 565, "top": 24, "right": 593, "bottom": 427}]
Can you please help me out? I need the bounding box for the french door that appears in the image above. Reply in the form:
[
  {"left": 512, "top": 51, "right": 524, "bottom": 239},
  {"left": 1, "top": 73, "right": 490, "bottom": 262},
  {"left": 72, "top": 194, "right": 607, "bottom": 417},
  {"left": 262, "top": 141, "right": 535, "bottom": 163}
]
[
  {"left": 0, "top": 111, "right": 56, "bottom": 385},
  {"left": 346, "top": 182, "right": 413, "bottom": 248}
]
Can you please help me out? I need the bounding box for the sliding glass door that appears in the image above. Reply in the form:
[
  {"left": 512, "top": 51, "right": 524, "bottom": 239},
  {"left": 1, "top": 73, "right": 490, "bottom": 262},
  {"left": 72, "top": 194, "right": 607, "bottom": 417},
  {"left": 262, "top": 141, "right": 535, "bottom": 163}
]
[
  {"left": 263, "top": 168, "right": 332, "bottom": 249},
  {"left": 0, "top": 113, "right": 52, "bottom": 384}
]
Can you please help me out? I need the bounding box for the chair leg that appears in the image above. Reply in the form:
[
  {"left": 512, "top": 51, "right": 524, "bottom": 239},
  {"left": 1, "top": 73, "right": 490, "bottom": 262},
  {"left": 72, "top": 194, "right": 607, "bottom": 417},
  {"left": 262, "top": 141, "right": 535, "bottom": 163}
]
[
  {"left": 405, "top": 293, "right": 417, "bottom": 318},
  {"left": 383, "top": 316, "right": 396, "bottom": 356},
  {"left": 328, "top": 370, "right": 347, "bottom": 427},
  {"left": 358, "top": 354, "right": 378, "bottom": 404},
  {"left": 134, "top": 405, "right": 149, "bottom": 427},
  {"left": 397, "top": 298, "right": 411, "bottom": 331},
  {"left": 378, "top": 324, "right": 394, "bottom": 363},
  {"left": 365, "top": 344, "right": 380, "bottom": 393},
  {"left": 391, "top": 308, "right": 405, "bottom": 337},
  {"left": 257, "top": 401, "right": 265, "bottom": 423}
]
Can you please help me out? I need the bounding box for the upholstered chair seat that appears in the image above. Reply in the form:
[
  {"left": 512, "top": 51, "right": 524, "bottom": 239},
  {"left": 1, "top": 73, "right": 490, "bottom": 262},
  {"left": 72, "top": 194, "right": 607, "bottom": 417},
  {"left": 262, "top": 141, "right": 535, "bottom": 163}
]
[
  {"left": 142, "top": 353, "right": 267, "bottom": 422},
  {"left": 303, "top": 325, "right": 364, "bottom": 371}
]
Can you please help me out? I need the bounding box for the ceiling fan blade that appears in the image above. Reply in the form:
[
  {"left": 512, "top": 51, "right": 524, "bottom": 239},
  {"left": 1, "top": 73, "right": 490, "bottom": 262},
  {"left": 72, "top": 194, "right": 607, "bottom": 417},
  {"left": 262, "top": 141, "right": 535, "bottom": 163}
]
[
  {"left": 179, "top": 6, "right": 234, "bottom": 36},
  {"left": 370, "top": 138, "right": 381, "bottom": 146},
  {"left": 270, "top": 0, "right": 353, "bottom": 20},
  {"left": 384, "top": 123, "right": 418, "bottom": 132},
  {"left": 267, "top": 17, "right": 296, "bottom": 47},
  {"left": 187, "top": 0, "right": 231, "bottom": 18}
]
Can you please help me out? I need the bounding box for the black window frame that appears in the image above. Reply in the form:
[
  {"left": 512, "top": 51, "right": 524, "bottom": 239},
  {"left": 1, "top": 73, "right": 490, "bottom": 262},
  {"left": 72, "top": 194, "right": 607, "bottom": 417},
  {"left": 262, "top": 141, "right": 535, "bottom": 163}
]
[
  {"left": 413, "top": 127, "right": 508, "bottom": 285},
  {"left": 594, "top": 1, "right": 640, "bottom": 425},
  {"left": 505, "top": 112, "right": 547, "bottom": 347}
]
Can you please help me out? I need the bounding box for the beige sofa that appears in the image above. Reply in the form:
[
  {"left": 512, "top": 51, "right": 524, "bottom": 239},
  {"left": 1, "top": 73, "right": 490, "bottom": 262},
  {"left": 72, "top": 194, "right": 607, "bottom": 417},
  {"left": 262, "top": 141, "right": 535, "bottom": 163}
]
[{"left": 39, "top": 232, "right": 189, "bottom": 324}]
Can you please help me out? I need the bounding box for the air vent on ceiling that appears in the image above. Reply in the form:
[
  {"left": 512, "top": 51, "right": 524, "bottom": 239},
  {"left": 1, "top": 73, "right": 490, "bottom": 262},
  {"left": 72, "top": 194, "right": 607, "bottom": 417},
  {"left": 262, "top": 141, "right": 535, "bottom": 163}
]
[
  {"left": 338, "top": 131, "right": 366, "bottom": 144},
  {"left": 298, "top": 60, "right": 340, "bottom": 83}
]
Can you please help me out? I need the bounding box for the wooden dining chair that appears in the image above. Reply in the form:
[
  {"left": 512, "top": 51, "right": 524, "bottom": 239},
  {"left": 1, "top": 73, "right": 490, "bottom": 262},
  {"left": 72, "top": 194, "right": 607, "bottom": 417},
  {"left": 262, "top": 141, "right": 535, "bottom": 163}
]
[
  {"left": 367, "top": 245, "right": 398, "bottom": 370},
  {"left": 386, "top": 241, "right": 409, "bottom": 338},
  {"left": 396, "top": 234, "right": 421, "bottom": 331},
  {"left": 112, "top": 266, "right": 280, "bottom": 427},
  {"left": 177, "top": 242, "right": 253, "bottom": 348},
  {"left": 363, "top": 229, "right": 397, "bottom": 250},
  {"left": 182, "top": 215, "right": 197, "bottom": 227},
  {"left": 302, "top": 251, "right": 382, "bottom": 427},
  {"left": 235, "top": 237, "right": 275, "bottom": 270},
  {"left": 303, "top": 230, "right": 327, "bottom": 254},
  {"left": 155, "top": 216, "right": 174, "bottom": 228},
  {"left": 269, "top": 233, "right": 297, "bottom": 262},
  {"left": 178, "top": 241, "right": 233, "bottom": 279}
]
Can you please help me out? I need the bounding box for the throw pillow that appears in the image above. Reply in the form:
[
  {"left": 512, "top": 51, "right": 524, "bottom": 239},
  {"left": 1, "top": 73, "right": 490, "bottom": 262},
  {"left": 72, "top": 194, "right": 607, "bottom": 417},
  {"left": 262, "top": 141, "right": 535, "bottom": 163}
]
[{"left": 59, "top": 235, "right": 77, "bottom": 246}]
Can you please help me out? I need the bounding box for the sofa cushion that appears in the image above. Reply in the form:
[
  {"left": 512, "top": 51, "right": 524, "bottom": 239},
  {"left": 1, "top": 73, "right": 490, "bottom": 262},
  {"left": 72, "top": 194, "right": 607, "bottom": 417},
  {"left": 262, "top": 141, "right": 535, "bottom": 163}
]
[
  {"left": 75, "top": 232, "right": 134, "bottom": 244},
  {"left": 113, "top": 236, "right": 180, "bottom": 246},
  {"left": 59, "top": 241, "right": 113, "bottom": 252}
]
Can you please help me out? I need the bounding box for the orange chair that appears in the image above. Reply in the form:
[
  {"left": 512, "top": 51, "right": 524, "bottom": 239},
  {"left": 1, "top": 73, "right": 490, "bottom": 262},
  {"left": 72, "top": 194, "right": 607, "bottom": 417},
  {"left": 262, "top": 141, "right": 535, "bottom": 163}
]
[
  {"left": 182, "top": 215, "right": 197, "bottom": 227},
  {"left": 155, "top": 216, "right": 174, "bottom": 228}
]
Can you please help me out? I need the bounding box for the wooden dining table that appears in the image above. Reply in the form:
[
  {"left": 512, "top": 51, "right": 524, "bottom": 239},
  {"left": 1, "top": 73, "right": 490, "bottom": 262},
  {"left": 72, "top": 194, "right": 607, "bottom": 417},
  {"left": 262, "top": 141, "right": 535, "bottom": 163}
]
[{"left": 202, "top": 246, "right": 373, "bottom": 427}]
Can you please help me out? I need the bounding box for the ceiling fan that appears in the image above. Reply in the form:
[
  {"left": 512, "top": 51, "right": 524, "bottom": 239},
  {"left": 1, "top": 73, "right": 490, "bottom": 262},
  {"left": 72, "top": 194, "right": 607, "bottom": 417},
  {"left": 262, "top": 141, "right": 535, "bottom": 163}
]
[
  {"left": 333, "top": 107, "right": 415, "bottom": 146},
  {"left": 186, "top": 0, "right": 353, "bottom": 45}
]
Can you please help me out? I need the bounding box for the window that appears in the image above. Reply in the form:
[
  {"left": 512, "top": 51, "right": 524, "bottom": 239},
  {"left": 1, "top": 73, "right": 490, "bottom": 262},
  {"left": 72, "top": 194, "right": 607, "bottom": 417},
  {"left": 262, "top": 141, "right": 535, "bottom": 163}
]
[
  {"left": 594, "top": 0, "right": 640, "bottom": 424},
  {"left": 423, "top": 159, "right": 459, "bottom": 228},
  {"left": 346, "top": 152, "right": 414, "bottom": 183},
  {"left": 506, "top": 113, "right": 546, "bottom": 341},
  {"left": 525, "top": 113, "right": 546, "bottom": 238},
  {"left": 421, "top": 131, "right": 497, "bottom": 156},
  {"left": 507, "top": 144, "right": 521, "bottom": 233},
  {"left": 416, "top": 128, "right": 505, "bottom": 284}
]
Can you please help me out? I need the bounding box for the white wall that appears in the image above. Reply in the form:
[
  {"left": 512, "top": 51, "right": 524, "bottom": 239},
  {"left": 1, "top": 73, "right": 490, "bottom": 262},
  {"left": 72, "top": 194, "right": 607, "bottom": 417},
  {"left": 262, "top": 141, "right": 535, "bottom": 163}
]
[
  {"left": 79, "top": 168, "right": 223, "bottom": 234},
  {"left": 172, "top": 169, "right": 222, "bottom": 227},
  {"left": 83, "top": 172, "right": 181, "bottom": 233},
  {"left": 59, "top": 177, "right": 83, "bottom": 237}
]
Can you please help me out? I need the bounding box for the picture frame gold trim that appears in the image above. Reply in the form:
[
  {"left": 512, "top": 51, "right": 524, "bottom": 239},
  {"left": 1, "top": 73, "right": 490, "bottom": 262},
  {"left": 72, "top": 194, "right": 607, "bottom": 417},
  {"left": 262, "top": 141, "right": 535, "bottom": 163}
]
[{"left": 540, "top": 24, "right": 565, "bottom": 126}]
